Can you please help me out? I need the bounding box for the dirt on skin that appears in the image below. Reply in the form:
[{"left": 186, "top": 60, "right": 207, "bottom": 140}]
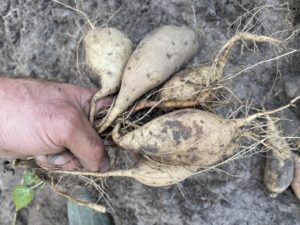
[{"left": 0, "top": 0, "right": 300, "bottom": 225}]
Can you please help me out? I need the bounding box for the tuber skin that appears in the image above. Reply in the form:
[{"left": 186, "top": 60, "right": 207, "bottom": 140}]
[
  {"left": 98, "top": 25, "right": 199, "bottom": 133},
  {"left": 113, "top": 109, "right": 237, "bottom": 166},
  {"left": 103, "top": 142, "right": 238, "bottom": 187},
  {"left": 100, "top": 159, "right": 198, "bottom": 187},
  {"left": 85, "top": 28, "right": 133, "bottom": 123},
  {"left": 112, "top": 97, "right": 300, "bottom": 167},
  {"left": 292, "top": 155, "right": 300, "bottom": 200},
  {"left": 49, "top": 158, "right": 197, "bottom": 187},
  {"left": 157, "top": 65, "right": 212, "bottom": 102},
  {"left": 263, "top": 115, "right": 294, "bottom": 197}
]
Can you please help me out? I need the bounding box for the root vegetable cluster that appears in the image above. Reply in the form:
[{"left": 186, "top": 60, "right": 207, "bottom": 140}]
[
  {"left": 13, "top": 5, "right": 300, "bottom": 211},
  {"left": 82, "top": 25, "right": 299, "bottom": 197}
]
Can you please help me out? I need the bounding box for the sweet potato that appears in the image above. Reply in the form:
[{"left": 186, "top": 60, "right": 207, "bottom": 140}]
[
  {"left": 113, "top": 109, "right": 236, "bottom": 166},
  {"left": 85, "top": 28, "right": 133, "bottom": 122},
  {"left": 98, "top": 25, "right": 199, "bottom": 132},
  {"left": 263, "top": 115, "right": 294, "bottom": 197},
  {"left": 112, "top": 97, "right": 299, "bottom": 167},
  {"left": 52, "top": 1, "right": 133, "bottom": 123},
  {"left": 105, "top": 159, "right": 198, "bottom": 187},
  {"left": 50, "top": 144, "right": 237, "bottom": 187},
  {"left": 292, "top": 155, "right": 300, "bottom": 200},
  {"left": 50, "top": 158, "right": 196, "bottom": 187},
  {"left": 157, "top": 33, "right": 281, "bottom": 103}
]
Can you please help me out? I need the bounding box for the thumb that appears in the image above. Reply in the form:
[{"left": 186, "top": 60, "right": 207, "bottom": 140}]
[{"left": 69, "top": 85, "right": 114, "bottom": 116}]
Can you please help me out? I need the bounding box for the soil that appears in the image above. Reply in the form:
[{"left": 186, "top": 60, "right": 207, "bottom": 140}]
[{"left": 0, "top": 0, "right": 299, "bottom": 225}]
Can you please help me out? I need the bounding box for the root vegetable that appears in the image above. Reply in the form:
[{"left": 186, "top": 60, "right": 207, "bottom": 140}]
[
  {"left": 52, "top": 0, "right": 133, "bottom": 124},
  {"left": 112, "top": 97, "right": 300, "bottom": 166},
  {"left": 20, "top": 144, "right": 235, "bottom": 188},
  {"left": 50, "top": 144, "right": 237, "bottom": 187},
  {"left": 263, "top": 115, "right": 294, "bottom": 197},
  {"left": 98, "top": 159, "right": 196, "bottom": 187},
  {"left": 49, "top": 159, "right": 197, "bottom": 187},
  {"left": 98, "top": 25, "right": 199, "bottom": 133},
  {"left": 113, "top": 109, "right": 234, "bottom": 166},
  {"left": 84, "top": 28, "right": 133, "bottom": 123},
  {"left": 157, "top": 32, "right": 281, "bottom": 104},
  {"left": 292, "top": 155, "right": 300, "bottom": 200}
]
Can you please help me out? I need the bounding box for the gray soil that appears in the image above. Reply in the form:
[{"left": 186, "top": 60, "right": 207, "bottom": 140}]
[{"left": 0, "top": 0, "right": 300, "bottom": 225}]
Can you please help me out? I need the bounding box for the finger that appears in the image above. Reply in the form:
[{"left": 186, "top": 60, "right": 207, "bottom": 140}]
[
  {"left": 35, "top": 152, "right": 82, "bottom": 170},
  {"left": 67, "top": 85, "right": 114, "bottom": 115},
  {"left": 65, "top": 112, "right": 110, "bottom": 172},
  {"left": 83, "top": 95, "right": 114, "bottom": 117}
]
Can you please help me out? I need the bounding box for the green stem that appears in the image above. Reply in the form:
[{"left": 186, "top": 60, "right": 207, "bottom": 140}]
[{"left": 30, "top": 181, "right": 44, "bottom": 190}]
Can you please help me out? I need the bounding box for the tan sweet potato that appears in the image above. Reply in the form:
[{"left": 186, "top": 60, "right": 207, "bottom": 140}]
[
  {"left": 292, "top": 155, "right": 300, "bottom": 200},
  {"left": 49, "top": 158, "right": 196, "bottom": 187},
  {"left": 263, "top": 114, "right": 294, "bottom": 197},
  {"left": 84, "top": 28, "right": 133, "bottom": 122},
  {"left": 98, "top": 25, "right": 199, "bottom": 132},
  {"left": 157, "top": 33, "right": 281, "bottom": 103},
  {"left": 52, "top": 1, "right": 133, "bottom": 123},
  {"left": 104, "top": 159, "right": 198, "bottom": 187},
  {"left": 50, "top": 143, "right": 237, "bottom": 187},
  {"left": 112, "top": 97, "right": 299, "bottom": 167},
  {"left": 113, "top": 109, "right": 236, "bottom": 166}
]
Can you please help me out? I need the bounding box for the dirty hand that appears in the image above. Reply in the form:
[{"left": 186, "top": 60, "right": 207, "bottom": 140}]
[{"left": 0, "top": 77, "right": 113, "bottom": 171}]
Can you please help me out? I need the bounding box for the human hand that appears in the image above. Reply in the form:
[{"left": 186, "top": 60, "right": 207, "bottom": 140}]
[{"left": 0, "top": 77, "right": 113, "bottom": 171}]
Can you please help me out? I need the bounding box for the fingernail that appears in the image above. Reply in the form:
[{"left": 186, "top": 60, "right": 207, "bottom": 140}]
[
  {"left": 49, "top": 153, "right": 75, "bottom": 166},
  {"left": 100, "top": 155, "right": 110, "bottom": 172}
]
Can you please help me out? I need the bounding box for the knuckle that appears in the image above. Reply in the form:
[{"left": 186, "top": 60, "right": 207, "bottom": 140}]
[
  {"left": 65, "top": 108, "right": 81, "bottom": 125},
  {"left": 55, "top": 107, "right": 82, "bottom": 144}
]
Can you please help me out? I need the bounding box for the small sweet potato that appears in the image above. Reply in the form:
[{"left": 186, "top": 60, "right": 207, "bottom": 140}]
[
  {"left": 51, "top": 158, "right": 196, "bottom": 187},
  {"left": 157, "top": 33, "right": 281, "bottom": 103},
  {"left": 292, "top": 155, "right": 300, "bottom": 200},
  {"left": 112, "top": 159, "right": 198, "bottom": 187},
  {"left": 113, "top": 97, "right": 299, "bottom": 167},
  {"left": 84, "top": 28, "right": 133, "bottom": 122},
  {"left": 263, "top": 115, "right": 294, "bottom": 197},
  {"left": 98, "top": 25, "right": 199, "bottom": 132}
]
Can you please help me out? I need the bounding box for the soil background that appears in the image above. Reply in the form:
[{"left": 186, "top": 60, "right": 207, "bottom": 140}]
[{"left": 0, "top": 0, "right": 300, "bottom": 225}]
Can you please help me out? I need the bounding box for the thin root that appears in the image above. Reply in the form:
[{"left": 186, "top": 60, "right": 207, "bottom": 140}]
[
  {"left": 52, "top": 0, "right": 95, "bottom": 29},
  {"left": 49, "top": 177, "right": 107, "bottom": 213},
  {"left": 132, "top": 100, "right": 200, "bottom": 112},
  {"left": 210, "top": 32, "right": 282, "bottom": 83},
  {"left": 235, "top": 96, "right": 300, "bottom": 127},
  {"left": 131, "top": 89, "right": 216, "bottom": 113}
]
